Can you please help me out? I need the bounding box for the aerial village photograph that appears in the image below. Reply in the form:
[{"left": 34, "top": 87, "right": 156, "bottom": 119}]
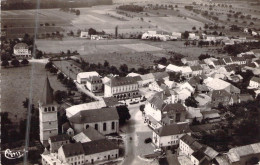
[{"left": 1, "top": 0, "right": 260, "bottom": 164}]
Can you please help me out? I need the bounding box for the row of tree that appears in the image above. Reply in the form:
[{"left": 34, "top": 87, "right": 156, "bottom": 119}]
[{"left": 1, "top": 59, "right": 29, "bottom": 68}]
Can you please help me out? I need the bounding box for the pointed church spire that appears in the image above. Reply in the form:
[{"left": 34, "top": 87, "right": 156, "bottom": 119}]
[{"left": 40, "top": 76, "right": 54, "bottom": 105}]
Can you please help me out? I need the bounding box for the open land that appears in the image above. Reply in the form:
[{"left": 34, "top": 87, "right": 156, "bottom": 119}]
[{"left": 1, "top": 62, "right": 67, "bottom": 122}]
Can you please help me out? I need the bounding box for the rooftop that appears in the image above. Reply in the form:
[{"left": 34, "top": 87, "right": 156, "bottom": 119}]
[
  {"left": 82, "top": 139, "right": 118, "bottom": 155},
  {"left": 49, "top": 134, "right": 70, "bottom": 143},
  {"left": 154, "top": 123, "right": 191, "bottom": 136},
  {"left": 106, "top": 76, "right": 138, "bottom": 87},
  {"left": 69, "top": 107, "right": 119, "bottom": 124}
]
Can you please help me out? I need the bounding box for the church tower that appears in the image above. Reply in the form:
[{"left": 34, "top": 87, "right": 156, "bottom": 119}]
[{"left": 39, "top": 76, "right": 58, "bottom": 146}]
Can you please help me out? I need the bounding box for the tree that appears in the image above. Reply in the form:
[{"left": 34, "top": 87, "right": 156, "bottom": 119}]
[
  {"left": 1, "top": 60, "right": 9, "bottom": 67},
  {"left": 88, "top": 28, "right": 97, "bottom": 35},
  {"left": 11, "top": 59, "right": 20, "bottom": 67},
  {"left": 80, "top": 93, "right": 87, "bottom": 103},
  {"left": 21, "top": 59, "right": 29, "bottom": 65},
  {"left": 182, "top": 31, "right": 189, "bottom": 39},
  {"left": 50, "top": 67, "right": 58, "bottom": 74},
  {"left": 139, "top": 104, "right": 145, "bottom": 112},
  {"left": 198, "top": 54, "right": 210, "bottom": 61},
  {"left": 76, "top": 9, "right": 80, "bottom": 16},
  {"left": 185, "top": 96, "right": 198, "bottom": 108},
  {"left": 54, "top": 90, "right": 68, "bottom": 104},
  {"left": 192, "top": 26, "right": 196, "bottom": 30},
  {"left": 45, "top": 61, "right": 53, "bottom": 70},
  {"left": 23, "top": 98, "right": 29, "bottom": 108},
  {"left": 57, "top": 72, "right": 65, "bottom": 81},
  {"left": 116, "top": 105, "right": 131, "bottom": 124},
  {"left": 120, "top": 64, "right": 128, "bottom": 73},
  {"left": 104, "top": 60, "right": 110, "bottom": 67}
]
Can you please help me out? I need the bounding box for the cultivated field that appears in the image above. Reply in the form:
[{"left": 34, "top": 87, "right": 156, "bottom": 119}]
[{"left": 1, "top": 63, "right": 67, "bottom": 122}]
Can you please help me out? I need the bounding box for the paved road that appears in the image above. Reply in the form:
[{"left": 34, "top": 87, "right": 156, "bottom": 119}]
[{"left": 120, "top": 103, "right": 158, "bottom": 165}]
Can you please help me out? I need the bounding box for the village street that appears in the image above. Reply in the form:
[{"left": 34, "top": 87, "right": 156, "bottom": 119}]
[{"left": 120, "top": 103, "right": 158, "bottom": 165}]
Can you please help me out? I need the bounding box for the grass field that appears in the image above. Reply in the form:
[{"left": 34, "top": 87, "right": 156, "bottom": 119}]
[{"left": 1, "top": 63, "right": 67, "bottom": 122}]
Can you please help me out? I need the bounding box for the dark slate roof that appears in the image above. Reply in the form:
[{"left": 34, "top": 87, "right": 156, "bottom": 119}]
[
  {"left": 208, "top": 65, "right": 215, "bottom": 69},
  {"left": 14, "top": 42, "right": 29, "bottom": 49},
  {"left": 192, "top": 150, "right": 207, "bottom": 161},
  {"left": 239, "top": 94, "right": 254, "bottom": 103},
  {"left": 152, "top": 72, "right": 169, "bottom": 80},
  {"left": 103, "top": 97, "right": 120, "bottom": 107},
  {"left": 190, "top": 65, "right": 203, "bottom": 71},
  {"left": 82, "top": 139, "right": 118, "bottom": 155},
  {"left": 62, "top": 142, "right": 85, "bottom": 157},
  {"left": 224, "top": 64, "right": 240, "bottom": 72},
  {"left": 162, "top": 103, "right": 186, "bottom": 113},
  {"left": 69, "top": 107, "right": 119, "bottom": 124},
  {"left": 88, "top": 76, "right": 102, "bottom": 83},
  {"left": 148, "top": 94, "right": 166, "bottom": 110},
  {"left": 106, "top": 77, "right": 138, "bottom": 87},
  {"left": 251, "top": 76, "right": 260, "bottom": 83},
  {"left": 40, "top": 76, "right": 54, "bottom": 105},
  {"left": 83, "top": 127, "right": 105, "bottom": 141},
  {"left": 154, "top": 123, "right": 190, "bottom": 136},
  {"left": 211, "top": 90, "right": 231, "bottom": 99},
  {"left": 188, "top": 76, "right": 202, "bottom": 86},
  {"left": 49, "top": 134, "right": 70, "bottom": 143},
  {"left": 180, "top": 134, "right": 203, "bottom": 151},
  {"left": 62, "top": 122, "right": 72, "bottom": 132},
  {"left": 223, "top": 57, "right": 232, "bottom": 64}
]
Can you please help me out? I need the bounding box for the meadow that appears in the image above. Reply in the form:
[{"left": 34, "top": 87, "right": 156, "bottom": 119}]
[{"left": 1, "top": 62, "right": 67, "bottom": 122}]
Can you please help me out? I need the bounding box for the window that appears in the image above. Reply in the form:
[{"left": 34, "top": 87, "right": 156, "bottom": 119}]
[
  {"left": 44, "top": 108, "right": 47, "bottom": 112},
  {"left": 112, "top": 122, "right": 115, "bottom": 130},
  {"left": 52, "top": 107, "right": 55, "bottom": 111},
  {"left": 50, "top": 131, "right": 51, "bottom": 133},
  {"left": 103, "top": 123, "right": 107, "bottom": 131},
  {"left": 49, "top": 122, "right": 51, "bottom": 125},
  {"left": 48, "top": 107, "right": 51, "bottom": 111},
  {"left": 86, "top": 125, "right": 89, "bottom": 129},
  {"left": 95, "top": 124, "right": 98, "bottom": 130}
]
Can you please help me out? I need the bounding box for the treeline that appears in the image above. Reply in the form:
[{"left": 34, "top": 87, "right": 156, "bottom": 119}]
[
  {"left": 2, "top": 0, "right": 112, "bottom": 10},
  {"left": 224, "top": 41, "right": 260, "bottom": 56},
  {"left": 117, "top": 5, "right": 144, "bottom": 12},
  {"left": 79, "top": 59, "right": 150, "bottom": 77}
]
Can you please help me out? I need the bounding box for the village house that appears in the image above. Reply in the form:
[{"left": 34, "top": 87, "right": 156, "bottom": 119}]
[
  {"left": 201, "top": 110, "right": 221, "bottom": 123},
  {"left": 139, "top": 72, "right": 169, "bottom": 86},
  {"left": 80, "top": 31, "right": 89, "bottom": 38},
  {"left": 73, "top": 126, "right": 105, "bottom": 143},
  {"left": 160, "top": 103, "right": 187, "bottom": 125},
  {"left": 68, "top": 107, "right": 119, "bottom": 135},
  {"left": 226, "top": 142, "right": 260, "bottom": 165},
  {"left": 186, "top": 107, "right": 203, "bottom": 123},
  {"left": 62, "top": 122, "right": 74, "bottom": 137},
  {"left": 249, "top": 76, "right": 260, "bottom": 89},
  {"left": 13, "top": 42, "right": 32, "bottom": 58},
  {"left": 179, "top": 134, "right": 204, "bottom": 158},
  {"left": 181, "top": 57, "right": 199, "bottom": 66},
  {"left": 149, "top": 79, "right": 168, "bottom": 92},
  {"left": 44, "top": 139, "right": 119, "bottom": 165},
  {"left": 144, "top": 91, "right": 173, "bottom": 122},
  {"left": 180, "top": 134, "right": 219, "bottom": 165},
  {"left": 190, "top": 65, "right": 203, "bottom": 76},
  {"left": 48, "top": 134, "right": 70, "bottom": 153},
  {"left": 104, "top": 76, "right": 140, "bottom": 100},
  {"left": 210, "top": 90, "right": 231, "bottom": 107},
  {"left": 165, "top": 64, "right": 182, "bottom": 73},
  {"left": 76, "top": 72, "right": 103, "bottom": 93},
  {"left": 205, "top": 78, "right": 240, "bottom": 94},
  {"left": 152, "top": 123, "right": 191, "bottom": 148}
]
